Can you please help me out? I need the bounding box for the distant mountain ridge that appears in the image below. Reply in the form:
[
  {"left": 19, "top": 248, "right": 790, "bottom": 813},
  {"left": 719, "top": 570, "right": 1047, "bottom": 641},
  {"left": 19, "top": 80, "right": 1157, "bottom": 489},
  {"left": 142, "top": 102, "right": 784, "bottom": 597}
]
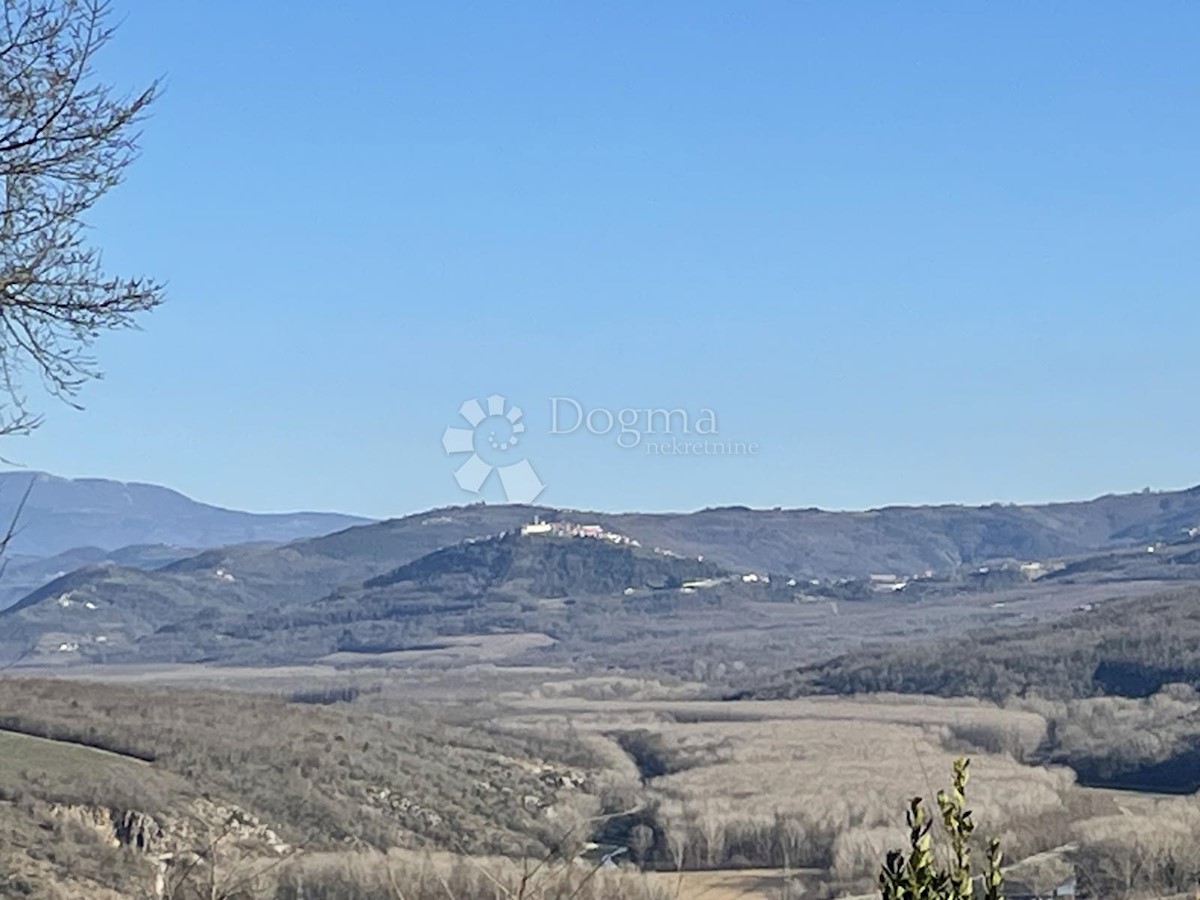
[
  {"left": 0, "top": 471, "right": 373, "bottom": 557},
  {"left": 592, "top": 485, "right": 1200, "bottom": 576},
  {"left": 6, "top": 469, "right": 1200, "bottom": 576},
  {"left": 6, "top": 475, "right": 1200, "bottom": 668}
]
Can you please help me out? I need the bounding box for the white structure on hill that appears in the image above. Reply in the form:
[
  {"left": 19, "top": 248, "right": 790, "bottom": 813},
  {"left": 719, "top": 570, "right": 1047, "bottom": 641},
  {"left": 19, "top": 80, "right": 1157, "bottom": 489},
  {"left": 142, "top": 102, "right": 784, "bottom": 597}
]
[{"left": 519, "top": 518, "right": 639, "bottom": 546}]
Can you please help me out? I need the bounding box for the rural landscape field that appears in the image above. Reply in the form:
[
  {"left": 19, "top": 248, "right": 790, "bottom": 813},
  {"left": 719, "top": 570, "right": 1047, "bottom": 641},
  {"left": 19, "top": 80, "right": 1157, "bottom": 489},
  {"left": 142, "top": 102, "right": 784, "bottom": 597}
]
[
  {"left": 2, "top": 0, "right": 1197, "bottom": 897},
  {"left": 5, "top": 476, "right": 1200, "bottom": 897}
]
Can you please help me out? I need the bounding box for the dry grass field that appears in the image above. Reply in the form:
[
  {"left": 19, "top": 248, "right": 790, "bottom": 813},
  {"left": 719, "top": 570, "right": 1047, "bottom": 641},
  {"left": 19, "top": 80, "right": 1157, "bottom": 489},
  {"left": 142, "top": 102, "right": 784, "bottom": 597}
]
[
  {"left": 0, "top": 729, "right": 150, "bottom": 777},
  {"left": 495, "top": 692, "right": 1065, "bottom": 880},
  {"left": 8, "top": 663, "right": 1200, "bottom": 898},
  {"left": 644, "top": 866, "right": 818, "bottom": 900}
]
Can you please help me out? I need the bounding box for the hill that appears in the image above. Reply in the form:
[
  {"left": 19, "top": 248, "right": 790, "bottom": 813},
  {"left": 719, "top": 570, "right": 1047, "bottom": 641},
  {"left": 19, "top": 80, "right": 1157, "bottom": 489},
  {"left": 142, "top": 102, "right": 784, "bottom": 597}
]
[
  {"left": 0, "top": 514, "right": 630, "bottom": 664},
  {"left": 730, "top": 542, "right": 1200, "bottom": 801},
  {"left": 0, "top": 544, "right": 199, "bottom": 612},
  {"left": 740, "top": 572, "right": 1200, "bottom": 705},
  {"left": 0, "top": 506, "right": 550, "bottom": 664},
  {"left": 11, "top": 484, "right": 1200, "bottom": 672},
  {"left": 0, "top": 471, "right": 371, "bottom": 557},
  {"left": 7, "top": 477, "right": 1200, "bottom": 594},
  {"left": 597, "top": 484, "right": 1200, "bottom": 577},
  {"left": 12, "top": 475, "right": 1200, "bottom": 584},
  {"left": 0, "top": 677, "right": 611, "bottom": 898},
  {"left": 67, "top": 528, "right": 731, "bottom": 666}
]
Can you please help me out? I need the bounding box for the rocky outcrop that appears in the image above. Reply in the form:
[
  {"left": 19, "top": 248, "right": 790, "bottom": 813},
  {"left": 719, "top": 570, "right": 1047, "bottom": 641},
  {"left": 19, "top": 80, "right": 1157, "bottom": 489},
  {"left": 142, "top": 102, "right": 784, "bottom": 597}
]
[
  {"left": 114, "top": 808, "right": 164, "bottom": 851},
  {"left": 47, "top": 796, "right": 289, "bottom": 857},
  {"left": 35, "top": 796, "right": 292, "bottom": 899},
  {"left": 48, "top": 803, "right": 164, "bottom": 852}
]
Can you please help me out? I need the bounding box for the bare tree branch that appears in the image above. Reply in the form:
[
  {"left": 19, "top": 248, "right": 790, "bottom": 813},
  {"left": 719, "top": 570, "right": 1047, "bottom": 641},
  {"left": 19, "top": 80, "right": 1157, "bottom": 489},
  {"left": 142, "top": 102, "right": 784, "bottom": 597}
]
[{"left": 0, "top": 0, "right": 163, "bottom": 435}]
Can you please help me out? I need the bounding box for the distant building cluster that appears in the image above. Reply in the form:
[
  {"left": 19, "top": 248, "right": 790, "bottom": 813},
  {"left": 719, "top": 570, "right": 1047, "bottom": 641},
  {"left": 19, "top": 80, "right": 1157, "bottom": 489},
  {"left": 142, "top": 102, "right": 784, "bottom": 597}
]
[{"left": 519, "top": 517, "right": 641, "bottom": 546}]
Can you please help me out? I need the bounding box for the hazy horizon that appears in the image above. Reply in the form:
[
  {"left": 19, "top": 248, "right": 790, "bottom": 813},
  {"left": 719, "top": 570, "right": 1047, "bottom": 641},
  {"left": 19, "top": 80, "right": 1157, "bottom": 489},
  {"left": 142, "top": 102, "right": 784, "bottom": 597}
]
[
  {"left": 7, "top": 2, "right": 1199, "bottom": 519},
  {"left": 2, "top": 466, "right": 1195, "bottom": 521}
]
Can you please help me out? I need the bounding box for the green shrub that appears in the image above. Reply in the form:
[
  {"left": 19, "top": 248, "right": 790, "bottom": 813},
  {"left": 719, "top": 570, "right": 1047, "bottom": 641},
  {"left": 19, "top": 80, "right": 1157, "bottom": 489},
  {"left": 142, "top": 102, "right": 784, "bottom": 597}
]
[{"left": 878, "top": 758, "right": 1003, "bottom": 900}]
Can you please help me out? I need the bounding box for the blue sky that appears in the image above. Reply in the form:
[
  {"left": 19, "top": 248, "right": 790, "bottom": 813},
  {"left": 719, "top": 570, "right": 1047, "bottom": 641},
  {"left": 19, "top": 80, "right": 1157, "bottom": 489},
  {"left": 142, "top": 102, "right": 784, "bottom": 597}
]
[{"left": 8, "top": 2, "right": 1200, "bottom": 518}]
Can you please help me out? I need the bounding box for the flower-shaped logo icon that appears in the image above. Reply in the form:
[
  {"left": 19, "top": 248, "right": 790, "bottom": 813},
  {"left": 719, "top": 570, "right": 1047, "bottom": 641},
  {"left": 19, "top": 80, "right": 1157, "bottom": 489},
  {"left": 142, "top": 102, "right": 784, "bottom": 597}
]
[{"left": 441, "top": 394, "right": 546, "bottom": 504}]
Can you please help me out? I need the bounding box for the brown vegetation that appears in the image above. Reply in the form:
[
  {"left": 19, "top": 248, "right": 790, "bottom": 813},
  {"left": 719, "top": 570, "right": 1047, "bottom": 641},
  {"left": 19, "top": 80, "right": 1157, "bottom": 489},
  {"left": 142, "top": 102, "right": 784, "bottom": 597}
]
[{"left": 6, "top": 666, "right": 1200, "bottom": 899}]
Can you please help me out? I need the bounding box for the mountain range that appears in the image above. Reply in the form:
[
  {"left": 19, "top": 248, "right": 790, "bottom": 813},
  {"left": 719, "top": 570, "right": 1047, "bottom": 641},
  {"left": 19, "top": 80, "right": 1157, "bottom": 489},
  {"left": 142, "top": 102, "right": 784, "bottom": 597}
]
[
  {"left": 6, "top": 473, "right": 1200, "bottom": 674},
  {"left": 0, "top": 471, "right": 372, "bottom": 557}
]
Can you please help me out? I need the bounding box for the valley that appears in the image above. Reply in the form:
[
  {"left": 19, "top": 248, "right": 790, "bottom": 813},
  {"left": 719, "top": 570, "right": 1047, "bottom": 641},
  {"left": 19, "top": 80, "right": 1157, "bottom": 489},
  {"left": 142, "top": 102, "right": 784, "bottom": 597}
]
[
  {"left": 0, "top": 662, "right": 1189, "bottom": 899},
  {"left": 5, "top": 479, "right": 1200, "bottom": 897}
]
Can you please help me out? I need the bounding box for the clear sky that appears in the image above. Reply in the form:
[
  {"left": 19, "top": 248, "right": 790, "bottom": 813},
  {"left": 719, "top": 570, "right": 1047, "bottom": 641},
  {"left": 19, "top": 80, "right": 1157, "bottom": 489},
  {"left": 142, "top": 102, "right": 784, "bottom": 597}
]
[{"left": 8, "top": 2, "right": 1200, "bottom": 518}]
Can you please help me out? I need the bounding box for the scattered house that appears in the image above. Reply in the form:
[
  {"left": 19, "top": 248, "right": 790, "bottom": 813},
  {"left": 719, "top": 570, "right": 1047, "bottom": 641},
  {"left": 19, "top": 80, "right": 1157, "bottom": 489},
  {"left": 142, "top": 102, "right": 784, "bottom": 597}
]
[
  {"left": 739, "top": 572, "right": 772, "bottom": 584},
  {"left": 1020, "top": 561, "right": 1045, "bottom": 578},
  {"left": 53, "top": 592, "right": 102, "bottom": 610}
]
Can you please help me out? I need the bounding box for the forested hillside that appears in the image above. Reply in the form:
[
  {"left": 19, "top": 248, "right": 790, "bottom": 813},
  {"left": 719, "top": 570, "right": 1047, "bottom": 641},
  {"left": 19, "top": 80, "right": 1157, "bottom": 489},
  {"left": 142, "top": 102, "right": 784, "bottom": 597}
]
[{"left": 744, "top": 585, "right": 1200, "bottom": 703}]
